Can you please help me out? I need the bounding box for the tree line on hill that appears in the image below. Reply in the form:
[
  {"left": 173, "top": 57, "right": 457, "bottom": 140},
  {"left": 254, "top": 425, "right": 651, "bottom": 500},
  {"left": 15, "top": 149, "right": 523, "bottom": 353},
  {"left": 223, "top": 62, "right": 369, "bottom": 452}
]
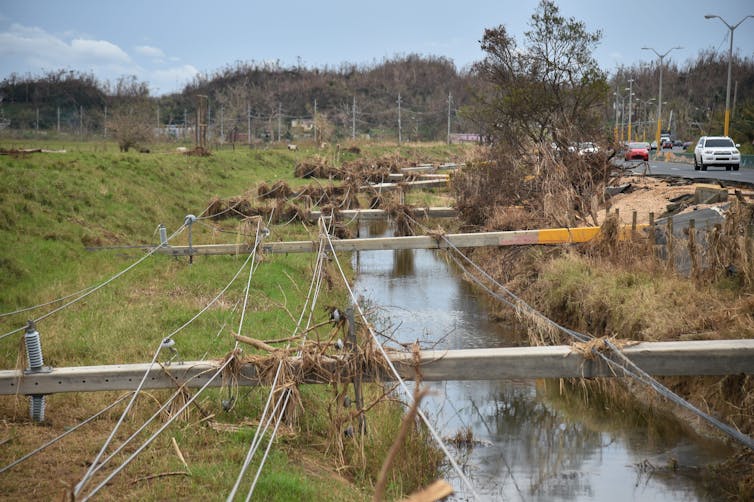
[
  {"left": 609, "top": 49, "right": 754, "bottom": 146},
  {"left": 0, "top": 55, "right": 477, "bottom": 144},
  {"left": 0, "top": 29, "right": 752, "bottom": 147}
]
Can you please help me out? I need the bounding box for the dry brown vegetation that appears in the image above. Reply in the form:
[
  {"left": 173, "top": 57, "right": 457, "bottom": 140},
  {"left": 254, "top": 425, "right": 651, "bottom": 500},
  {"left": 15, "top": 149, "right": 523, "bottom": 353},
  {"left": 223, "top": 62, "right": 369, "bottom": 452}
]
[{"left": 452, "top": 143, "right": 615, "bottom": 230}]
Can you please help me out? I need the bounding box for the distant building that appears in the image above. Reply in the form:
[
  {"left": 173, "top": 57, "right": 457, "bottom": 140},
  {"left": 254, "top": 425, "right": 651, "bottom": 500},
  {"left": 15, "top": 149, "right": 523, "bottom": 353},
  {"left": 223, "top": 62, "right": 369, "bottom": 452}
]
[
  {"left": 291, "top": 119, "right": 314, "bottom": 131},
  {"left": 450, "top": 133, "right": 482, "bottom": 144}
]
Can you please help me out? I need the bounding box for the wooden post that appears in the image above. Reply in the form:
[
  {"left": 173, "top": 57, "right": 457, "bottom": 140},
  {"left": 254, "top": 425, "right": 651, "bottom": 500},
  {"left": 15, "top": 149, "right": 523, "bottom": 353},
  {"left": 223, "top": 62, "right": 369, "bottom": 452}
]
[
  {"left": 614, "top": 208, "right": 620, "bottom": 221},
  {"left": 688, "top": 219, "right": 698, "bottom": 277},
  {"left": 667, "top": 217, "right": 674, "bottom": 271},
  {"left": 631, "top": 211, "right": 637, "bottom": 239},
  {"left": 744, "top": 223, "right": 754, "bottom": 284},
  {"left": 346, "top": 307, "right": 366, "bottom": 434}
]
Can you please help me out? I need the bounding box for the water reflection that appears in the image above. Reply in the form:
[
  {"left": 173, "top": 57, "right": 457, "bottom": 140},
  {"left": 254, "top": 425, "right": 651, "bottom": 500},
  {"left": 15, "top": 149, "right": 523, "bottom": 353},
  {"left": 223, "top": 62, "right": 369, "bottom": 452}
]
[{"left": 352, "top": 221, "right": 729, "bottom": 501}]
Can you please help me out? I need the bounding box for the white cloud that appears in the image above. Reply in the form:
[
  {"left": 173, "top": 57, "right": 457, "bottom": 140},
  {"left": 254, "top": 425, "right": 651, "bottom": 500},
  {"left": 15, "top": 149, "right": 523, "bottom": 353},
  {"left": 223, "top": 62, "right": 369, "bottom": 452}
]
[
  {"left": 71, "top": 38, "right": 131, "bottom": 64},
  {"left": 150, "top": 64, "right": 200, "bottom": 94},
  {"left": 0, "top": 23, "right": 131, "bottom": 67},
  {"left": 0, "top": 23, "right": 196, "bottom": 94},
  {"left": 134, "top": 45, "right": 165, "bottom": 59}
]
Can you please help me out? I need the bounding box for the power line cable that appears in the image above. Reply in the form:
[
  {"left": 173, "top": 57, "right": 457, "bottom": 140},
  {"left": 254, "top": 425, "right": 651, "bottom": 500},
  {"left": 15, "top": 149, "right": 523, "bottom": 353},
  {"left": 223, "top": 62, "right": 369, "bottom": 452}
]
[
  {"left": 74, "top": 221, "right": 265, "bottom": 497},
  {"left": 243, "top": 232, "right": 330, "bottom": 500},
  {"left": 0, "top": 392, "right": 132, "bottom": 474},
  {"left": 321, "top": 219, "right": 481, "bottom": 500},
  {"left": 0, "top": 285, "right": 97, "bottom": 318},
  {"left": 79, "top": 357, "right": 236, "bottom": 501},
  {"left": 421, "top": 219, "right": 754, "bottom": 451},
  {"left": 0, "top": 224, "right": 187, "bottom": 342},
  {"left": 228, "top": 231, "right": 328, "bottom": 500}
]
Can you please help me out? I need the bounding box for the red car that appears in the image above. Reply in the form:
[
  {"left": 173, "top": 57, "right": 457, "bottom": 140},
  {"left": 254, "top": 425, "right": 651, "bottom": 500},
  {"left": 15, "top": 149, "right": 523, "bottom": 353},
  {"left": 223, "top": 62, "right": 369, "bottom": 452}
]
[{"left": 624, "top": 142, "right": 650, "bottom": 161}]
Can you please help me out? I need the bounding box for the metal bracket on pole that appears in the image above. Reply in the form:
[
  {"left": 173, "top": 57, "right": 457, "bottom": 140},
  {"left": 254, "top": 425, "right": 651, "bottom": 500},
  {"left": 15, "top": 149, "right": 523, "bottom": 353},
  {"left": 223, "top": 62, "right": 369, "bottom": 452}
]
[
  {"left": 184, "top": 214, "right": 197, "bottom": 264},
  {"left": 346, "top": 307, "right": 366, "bottom": 434}
]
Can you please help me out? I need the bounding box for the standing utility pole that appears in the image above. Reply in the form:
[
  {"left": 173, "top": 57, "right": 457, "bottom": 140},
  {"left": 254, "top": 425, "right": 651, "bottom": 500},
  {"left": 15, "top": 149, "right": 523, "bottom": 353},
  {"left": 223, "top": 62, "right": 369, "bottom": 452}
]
[
  {"left": 705, "top": 14, "right": 754, "bottom": 136},
  {"left": 35, "top": 107, "right": 39, "bottom": 131},
  {"left": 447, "top": 92, "right": 452, "bottom": 145},
  {"left": 397, "top": 93, "right": 402, "bottom": 144},
  {"left": 313, "top": 99, "right": 317, "bottom": 143},
  {"left": 277, "top": 102, "right": 282, "bottom": 142},
  {"left": 626, "top": 79, "right": 634, "bottom": 143},
  {"left": 247, "top": 104, "right": 251, "bottom": 145},
  {"left": 352, "top": 96, "right": 356, "bottom": 140},
  {"left": 57, "top": 106, "right": 60, "bottom": 133},
  {"left": 613, "top": 89, "right": 621, "bottom": 141},
  {"left": 642, "top": 46, "right": 682, "bottom": 148},
  {"left": 183, "top": 108, "right": 187, "bottom": 139},
  {"left": 207, "top": 102, "right": 212, "bottom": 141},
  {"left": 79, "top": 105, "right": 83, "bottom": 135},
  {"left": 103, "top": 105, "right": 107, "bottom": 137},
  {"left": 220, "top": 106, "right": 224, "bottom": 140}
]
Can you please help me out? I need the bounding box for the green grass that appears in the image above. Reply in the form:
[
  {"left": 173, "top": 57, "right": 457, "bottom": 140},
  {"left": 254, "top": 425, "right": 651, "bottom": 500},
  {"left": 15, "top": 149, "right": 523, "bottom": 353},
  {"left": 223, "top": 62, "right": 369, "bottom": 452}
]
[{"left": 0, "top": 139, "right": 464, "bottom": 500}]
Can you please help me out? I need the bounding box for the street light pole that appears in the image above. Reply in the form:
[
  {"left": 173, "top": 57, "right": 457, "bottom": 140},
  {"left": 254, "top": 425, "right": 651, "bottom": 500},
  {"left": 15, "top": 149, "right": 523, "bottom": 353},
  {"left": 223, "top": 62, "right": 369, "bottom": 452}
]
[
  {"left": 627, "top": 79, "right": 634, "bottom": 143},
  {"left": 704, "top": 14, "right": 754, "bottom": 137},
  {"left": 642, "top": 46, "right": 682, "bottom": 151}
]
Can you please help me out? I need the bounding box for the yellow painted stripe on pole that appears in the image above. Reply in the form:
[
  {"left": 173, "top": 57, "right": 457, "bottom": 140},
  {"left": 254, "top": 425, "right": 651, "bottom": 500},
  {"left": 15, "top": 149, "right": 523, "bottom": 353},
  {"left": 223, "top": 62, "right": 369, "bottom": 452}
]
[{"left": 537, "top": 227, "right": 601, "bottom": 244}]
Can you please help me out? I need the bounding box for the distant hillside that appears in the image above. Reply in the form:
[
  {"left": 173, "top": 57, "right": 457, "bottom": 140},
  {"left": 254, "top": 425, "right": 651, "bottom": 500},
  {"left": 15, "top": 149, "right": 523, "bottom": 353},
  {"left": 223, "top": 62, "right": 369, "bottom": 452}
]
[{"left": 0, "top": 55, "right": 477, "bottom": 142}]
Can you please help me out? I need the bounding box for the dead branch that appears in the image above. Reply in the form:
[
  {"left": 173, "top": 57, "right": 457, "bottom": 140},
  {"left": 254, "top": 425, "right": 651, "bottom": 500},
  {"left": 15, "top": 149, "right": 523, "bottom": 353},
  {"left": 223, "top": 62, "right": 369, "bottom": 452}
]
[{"left": 373, "top": 388, "right": 430, "bottom": 502}]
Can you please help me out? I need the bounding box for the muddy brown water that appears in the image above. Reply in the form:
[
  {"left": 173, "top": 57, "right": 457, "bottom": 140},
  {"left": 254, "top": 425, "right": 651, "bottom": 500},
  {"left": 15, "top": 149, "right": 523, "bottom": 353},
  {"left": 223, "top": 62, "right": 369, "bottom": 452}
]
[{"left": 352, "top": 220, "right": 733, "bottom": 501}]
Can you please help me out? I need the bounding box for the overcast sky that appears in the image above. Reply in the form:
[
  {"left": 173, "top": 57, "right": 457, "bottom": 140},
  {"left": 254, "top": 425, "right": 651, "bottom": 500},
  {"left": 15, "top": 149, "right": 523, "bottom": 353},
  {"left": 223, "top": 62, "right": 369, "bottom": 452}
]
[{"left": 1, "top": 0, "right": 753, "bottom": 95}]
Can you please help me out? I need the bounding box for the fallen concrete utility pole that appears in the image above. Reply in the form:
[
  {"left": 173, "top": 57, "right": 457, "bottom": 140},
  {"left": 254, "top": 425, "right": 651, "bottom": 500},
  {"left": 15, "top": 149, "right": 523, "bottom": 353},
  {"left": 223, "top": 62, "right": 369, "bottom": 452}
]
[
  {"left": 361, "top": 179, "right": 449, "bottom": 192},
  {"left": 307, "top": 207, "right": 457, "bottom": 221},
  {"left": 151, "top": 225, "right": 645, "bottom": 256},
  {"left": 387, "top": 173, "right": 450, "bottom": 181},
  {"left": 1, "top": 339, "right": 751, "bottom": 395}
]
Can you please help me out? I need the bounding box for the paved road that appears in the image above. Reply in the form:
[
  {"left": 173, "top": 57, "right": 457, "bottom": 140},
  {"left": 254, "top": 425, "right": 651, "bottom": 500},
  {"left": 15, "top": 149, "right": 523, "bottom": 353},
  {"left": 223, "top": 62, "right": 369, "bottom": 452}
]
[{"left": 618, "top": 156, "right": 754, "bottom": 185}]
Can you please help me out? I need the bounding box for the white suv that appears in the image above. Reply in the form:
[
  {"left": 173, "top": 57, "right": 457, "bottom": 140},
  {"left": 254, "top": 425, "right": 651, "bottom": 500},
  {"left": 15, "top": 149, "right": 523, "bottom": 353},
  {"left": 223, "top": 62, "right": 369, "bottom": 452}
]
[{"left": 694, "top": 136, "right": 741, "bottom": 171}]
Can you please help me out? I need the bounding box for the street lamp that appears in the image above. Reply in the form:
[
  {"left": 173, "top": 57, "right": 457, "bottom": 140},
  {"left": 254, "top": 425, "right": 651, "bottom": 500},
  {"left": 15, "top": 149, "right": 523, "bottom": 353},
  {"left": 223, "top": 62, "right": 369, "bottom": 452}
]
[
  {"left": 626, "top": 79, "right": 634, "bottom": 143},
  {"left": 642, "top": 46, "right": 682, "bottom": 153},
  {"left": 704, "top": 14, "right": 754, "bottom": 137}
]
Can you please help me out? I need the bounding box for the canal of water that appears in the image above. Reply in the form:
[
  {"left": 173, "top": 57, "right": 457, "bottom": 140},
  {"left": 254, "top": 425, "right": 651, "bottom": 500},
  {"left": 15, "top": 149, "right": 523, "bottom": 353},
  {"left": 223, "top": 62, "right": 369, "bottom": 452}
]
[{"left": 351, "top": 220, "right": 732, "bottom": 501}]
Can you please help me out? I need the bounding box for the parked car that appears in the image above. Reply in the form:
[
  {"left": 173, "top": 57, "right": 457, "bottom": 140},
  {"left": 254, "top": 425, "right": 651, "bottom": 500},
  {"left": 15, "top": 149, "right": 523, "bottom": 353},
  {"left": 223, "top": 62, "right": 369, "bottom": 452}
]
[
  {"left": 624, "top": 142, "right": 650, "bottom": 161},
  {"left": 693, "top": 136, "right": 741, "bottom": 171},
  {"left": 682, "top": 141, "right": 693, "bottom": 150},
  {"left": 650, "top": 140, "right": 658, "bottom": 150},
  {"left": 661, "top": 140, "right": 673, "bottom": 149},
  {"left": 673, "top": 140, "right": 683, "bottom": 147},
  {"left": 578, "top": 142, "right": 599, "bottom": 155}
]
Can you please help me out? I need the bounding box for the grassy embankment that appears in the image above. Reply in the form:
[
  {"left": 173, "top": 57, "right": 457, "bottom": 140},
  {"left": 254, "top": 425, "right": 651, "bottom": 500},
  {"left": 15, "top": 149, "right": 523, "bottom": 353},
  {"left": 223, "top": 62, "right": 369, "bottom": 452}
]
[{"left": 0, "top": 140, "right": 463, "bottom": 501}]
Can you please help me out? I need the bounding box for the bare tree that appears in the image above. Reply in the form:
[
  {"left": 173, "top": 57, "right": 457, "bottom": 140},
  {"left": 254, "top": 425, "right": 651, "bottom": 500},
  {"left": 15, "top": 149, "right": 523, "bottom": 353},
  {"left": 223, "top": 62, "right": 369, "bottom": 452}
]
[{"left": 108, "top": 76, "right": 153, "bottom": 152}]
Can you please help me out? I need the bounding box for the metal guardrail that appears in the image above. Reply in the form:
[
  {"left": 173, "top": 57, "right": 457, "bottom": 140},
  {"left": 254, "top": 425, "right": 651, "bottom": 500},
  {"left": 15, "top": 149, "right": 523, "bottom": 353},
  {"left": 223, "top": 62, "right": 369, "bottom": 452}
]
[{"left": 656, "top": 151, "right": 754, "bottom": 168}]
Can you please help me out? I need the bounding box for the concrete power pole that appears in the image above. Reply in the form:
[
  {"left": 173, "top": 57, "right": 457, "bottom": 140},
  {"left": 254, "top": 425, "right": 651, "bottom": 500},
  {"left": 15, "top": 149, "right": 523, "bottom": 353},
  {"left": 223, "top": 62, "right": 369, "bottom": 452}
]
[
  {"left": 397, "top": 93, "right": 402, "bottom": 144},
  {"left": 352, "top": 95, "right": 356, "bottom": 140},
  {"left": 447, "top": 92, "right": 452, "bottom": 145},
  {"left": 313, "top": 99, "right": 317, "bottom": 143},
  {"left": 277, "top": 102, "right": 281, "bottom": 142},
  {"left": 247, "top": 103, "right": 251, "bottom": 145},
  {"left": 57, "top": 106, "right": 60, "bottom": 133}
]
